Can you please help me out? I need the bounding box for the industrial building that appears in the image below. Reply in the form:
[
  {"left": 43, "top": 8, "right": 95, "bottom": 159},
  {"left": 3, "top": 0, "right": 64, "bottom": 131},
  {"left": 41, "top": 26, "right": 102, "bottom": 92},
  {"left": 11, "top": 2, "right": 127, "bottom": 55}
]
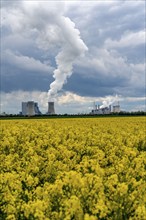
[
  {"left": 113, "top": 104, "right": 120, "bottom": 113},
  {"left": 47, "top": 102, "right": 55, "bottom": 115},
  {"left": 90, "top": 102, "right": 120, "bottom": 115},
  {"left": 91, "top": 104, "right": 112, "bottom": 115},
  {"left": 22, "top": 101, "right": 41, "bottom": 116}
]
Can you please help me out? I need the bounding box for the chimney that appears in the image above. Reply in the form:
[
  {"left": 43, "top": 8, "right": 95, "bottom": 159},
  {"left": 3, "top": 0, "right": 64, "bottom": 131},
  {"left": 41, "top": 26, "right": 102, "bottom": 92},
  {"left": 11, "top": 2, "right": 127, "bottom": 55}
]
[{"left": 48, "top": 102, "right": 55, "bottom": 114}]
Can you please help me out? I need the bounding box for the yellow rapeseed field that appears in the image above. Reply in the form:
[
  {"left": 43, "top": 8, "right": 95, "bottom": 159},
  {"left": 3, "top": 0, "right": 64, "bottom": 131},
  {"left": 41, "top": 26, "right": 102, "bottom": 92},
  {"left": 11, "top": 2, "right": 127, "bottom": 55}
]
[{"left": 0, "top": 117, "right": 146, "bottom": 220}]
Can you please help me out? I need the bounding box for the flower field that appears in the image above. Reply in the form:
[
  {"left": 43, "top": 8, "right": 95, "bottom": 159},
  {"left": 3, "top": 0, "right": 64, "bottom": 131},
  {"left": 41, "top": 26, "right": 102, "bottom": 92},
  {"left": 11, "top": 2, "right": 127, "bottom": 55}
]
[{"left": 0, "top": 117, "right": 146, "bottom": 220}]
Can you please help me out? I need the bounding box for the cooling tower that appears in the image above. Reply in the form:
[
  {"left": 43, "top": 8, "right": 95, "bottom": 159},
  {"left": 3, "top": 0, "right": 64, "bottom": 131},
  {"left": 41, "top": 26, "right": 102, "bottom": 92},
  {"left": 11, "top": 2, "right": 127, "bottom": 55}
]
[
  {"left": 27, "top": 101, "right": 35, "bottom": 116},
  {"left": 48, "top": 102, "right": 55, "bottom": 114},
  {"left": 22, "top": 101, "right": 41, "bottom": 116},
  {"left": 113, "top": 105, "right": 120, "bottom": 113}
]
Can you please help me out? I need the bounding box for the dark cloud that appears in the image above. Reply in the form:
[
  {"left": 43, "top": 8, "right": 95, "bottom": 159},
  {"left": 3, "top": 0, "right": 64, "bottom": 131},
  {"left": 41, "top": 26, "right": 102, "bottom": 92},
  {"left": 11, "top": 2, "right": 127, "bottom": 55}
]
[
  {"left": 64, "top": 70, "right": 129, "bottom": 97},
  {"left": 116, "top": 44, "right": 145, "bottom": 63},
  {"left": 1, "top": 64, "right": 53, "bottom": 92}
]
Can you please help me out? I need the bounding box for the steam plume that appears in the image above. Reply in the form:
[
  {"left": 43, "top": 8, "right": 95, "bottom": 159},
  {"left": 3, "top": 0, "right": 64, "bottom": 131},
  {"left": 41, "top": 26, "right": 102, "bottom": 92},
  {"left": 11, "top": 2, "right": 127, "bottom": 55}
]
[
  {"left": 48, "top": 17, "right": 88, "bottom": 99},
  {"left": 100, "top": 95, "right": 119, "bottom": 108}
]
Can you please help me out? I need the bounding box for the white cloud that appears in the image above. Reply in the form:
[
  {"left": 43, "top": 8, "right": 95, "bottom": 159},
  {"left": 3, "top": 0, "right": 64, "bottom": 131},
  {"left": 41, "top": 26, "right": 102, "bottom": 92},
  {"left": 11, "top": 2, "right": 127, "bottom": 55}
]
[
  {"left": 1, "top": 7, "right": 24, "bottom": 31},
  {"left": 129, "top": 63, "right": 145, "bottom": 88},
  {"left": 57, "top": 92, "right": 93, "bottom": 104},
  {"left": 122, "top": 97, "right": 146, "bottom": 102},
  {"left": 3, "top": 50, "right": 53, "bottom": 73},
  {"left": 76, "top": 48, "right": 130, "bottom": 78},
  {"left": 105, "top": 30, "right": 145, "bottom": 48}
]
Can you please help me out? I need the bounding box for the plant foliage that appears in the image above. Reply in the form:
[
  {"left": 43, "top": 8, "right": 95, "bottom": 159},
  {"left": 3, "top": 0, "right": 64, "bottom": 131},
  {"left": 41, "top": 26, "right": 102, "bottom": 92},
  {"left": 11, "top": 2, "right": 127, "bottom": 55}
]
[{"left": 0, "top": 117, "right": 146, "bottom": 220}]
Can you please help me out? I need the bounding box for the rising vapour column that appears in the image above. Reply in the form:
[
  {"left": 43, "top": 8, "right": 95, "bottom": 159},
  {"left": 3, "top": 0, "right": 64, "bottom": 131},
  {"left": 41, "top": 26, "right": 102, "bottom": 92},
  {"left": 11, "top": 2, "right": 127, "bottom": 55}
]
[{"left": 48, "top": 102, "right": 55, "bottom": 114}]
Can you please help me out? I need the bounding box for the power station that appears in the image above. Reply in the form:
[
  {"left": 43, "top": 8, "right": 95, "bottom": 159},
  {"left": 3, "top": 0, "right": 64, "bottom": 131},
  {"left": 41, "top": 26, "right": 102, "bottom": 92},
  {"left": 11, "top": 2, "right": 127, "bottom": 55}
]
[
  {"left": 90, "top": 102, "right": 120, "bottom": 115},
  {"left": 113, "top": 102, "right": 120, "bottom": 113},
  {"left": 22, "top": 101, "right": 41, "bottom": 116},
  {"left": 47, "top": 102, "right": 55, "bottom": 115},
  {"left": 21, "top": 100, "right": 120, "bottom": 116},
  {"left": 90, "top": 104, "right": 112, "bottom": 115}
]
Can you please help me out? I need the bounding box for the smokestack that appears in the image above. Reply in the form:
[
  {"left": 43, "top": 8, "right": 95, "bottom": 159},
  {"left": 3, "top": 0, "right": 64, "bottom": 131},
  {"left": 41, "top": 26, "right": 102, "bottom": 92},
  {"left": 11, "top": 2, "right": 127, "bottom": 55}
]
[{"left": 48, "top": 102, "right": 55, "bottom": 114}]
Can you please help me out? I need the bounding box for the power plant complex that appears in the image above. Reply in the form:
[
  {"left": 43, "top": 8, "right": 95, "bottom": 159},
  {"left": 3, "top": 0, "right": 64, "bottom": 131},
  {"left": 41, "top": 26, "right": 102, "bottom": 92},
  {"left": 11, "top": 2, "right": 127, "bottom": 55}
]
[
  {"left": 90, "top": 102, "right": 120, "bottom": 115},
  {"left": 90, "top": 105, "right": 112, "bottom": 115},
  {"left": 21, "top": 101, "right": 55, "bottom": 116},
  {"left": 21, "top": 100, "right": 120, "bottom": 116}
]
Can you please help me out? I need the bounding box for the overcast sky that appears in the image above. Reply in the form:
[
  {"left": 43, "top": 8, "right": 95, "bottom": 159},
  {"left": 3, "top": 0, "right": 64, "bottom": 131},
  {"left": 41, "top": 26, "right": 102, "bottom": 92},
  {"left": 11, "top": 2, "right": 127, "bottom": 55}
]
[{"left": 1, "top": 0, "right": 145, "bottom": 114}]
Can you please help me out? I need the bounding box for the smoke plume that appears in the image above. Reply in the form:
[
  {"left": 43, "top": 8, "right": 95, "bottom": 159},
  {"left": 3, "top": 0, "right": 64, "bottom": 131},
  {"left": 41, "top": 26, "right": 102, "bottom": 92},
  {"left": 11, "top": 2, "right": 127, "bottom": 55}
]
[
  {"left": 48, "top": 17, "right": 88, "bottom": 99},
  {"left": 100, "top": 95, "right": 119, "bottom": 108}
]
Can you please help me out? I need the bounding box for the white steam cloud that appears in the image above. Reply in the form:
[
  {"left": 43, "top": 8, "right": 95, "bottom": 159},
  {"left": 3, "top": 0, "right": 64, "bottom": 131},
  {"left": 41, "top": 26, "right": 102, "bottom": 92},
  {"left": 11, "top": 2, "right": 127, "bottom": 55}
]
[
  {"left": 1, "top": 2, "right": 88, "bottom": 100},
  {"left": 48, "top": 16, "right": 88, "bottom": 99},
  {"left": 100, "top": 95, "right": 119, "bottom": 108}
]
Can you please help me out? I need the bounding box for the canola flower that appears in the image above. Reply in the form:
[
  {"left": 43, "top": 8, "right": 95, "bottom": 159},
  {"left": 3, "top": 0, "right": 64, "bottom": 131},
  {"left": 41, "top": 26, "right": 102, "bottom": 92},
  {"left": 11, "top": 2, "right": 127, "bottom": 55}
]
[{"left": 0, "top": 117, "right": 146, "bottom": 220}]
